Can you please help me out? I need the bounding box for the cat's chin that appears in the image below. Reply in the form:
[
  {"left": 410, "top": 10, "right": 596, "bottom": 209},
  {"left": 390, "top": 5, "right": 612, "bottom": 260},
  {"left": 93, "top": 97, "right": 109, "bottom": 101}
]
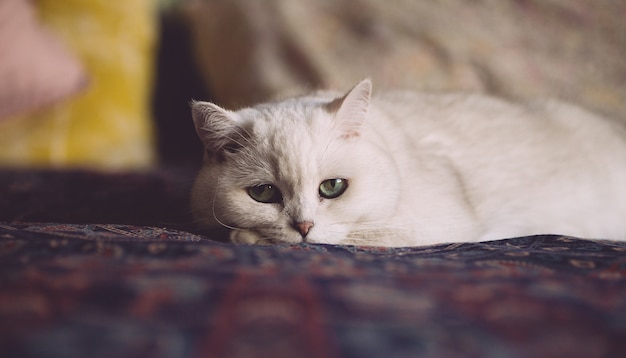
[{"left": 229, "top": 228, "right": 348, "bottom": 246}]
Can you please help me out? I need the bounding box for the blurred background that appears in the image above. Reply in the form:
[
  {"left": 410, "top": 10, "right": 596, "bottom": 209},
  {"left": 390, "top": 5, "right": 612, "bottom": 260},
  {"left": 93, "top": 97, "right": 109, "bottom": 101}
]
[{"left": 0, "top": 0, "right": 625, "bottom": 172}]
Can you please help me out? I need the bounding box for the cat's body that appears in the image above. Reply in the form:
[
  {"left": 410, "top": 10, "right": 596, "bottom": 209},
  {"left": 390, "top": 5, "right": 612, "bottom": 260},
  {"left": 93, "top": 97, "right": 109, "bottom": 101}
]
[{"left": 191, "top": 80, "right": 626, "bottom": 246}]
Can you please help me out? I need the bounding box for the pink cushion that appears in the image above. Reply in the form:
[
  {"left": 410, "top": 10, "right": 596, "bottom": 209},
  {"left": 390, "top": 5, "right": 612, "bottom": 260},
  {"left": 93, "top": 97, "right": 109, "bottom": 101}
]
[{"left": 0, "top": 0, "right": 87, "bottom": 120}]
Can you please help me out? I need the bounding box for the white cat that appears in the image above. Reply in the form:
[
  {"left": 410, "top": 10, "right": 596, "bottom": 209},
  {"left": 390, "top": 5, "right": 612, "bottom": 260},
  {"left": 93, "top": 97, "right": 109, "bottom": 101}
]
[{"left": 190, "top": 79, "right": 626, "bottom": 247}]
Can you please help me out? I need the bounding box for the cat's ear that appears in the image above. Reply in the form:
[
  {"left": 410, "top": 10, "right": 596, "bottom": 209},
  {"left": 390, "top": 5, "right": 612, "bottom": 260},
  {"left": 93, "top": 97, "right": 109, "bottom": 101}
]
[
  {"left": 327, "top": 79, "right": 372, "bottom": 139},
  {"left": 190, "top": 100, "right": 243, "bottom": 155}
]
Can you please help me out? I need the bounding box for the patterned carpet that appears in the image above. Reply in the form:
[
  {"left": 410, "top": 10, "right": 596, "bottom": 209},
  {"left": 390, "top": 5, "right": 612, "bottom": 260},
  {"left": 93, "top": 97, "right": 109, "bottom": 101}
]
[{"left": 1, "top": 221, "right": 626, "bottom": 357}]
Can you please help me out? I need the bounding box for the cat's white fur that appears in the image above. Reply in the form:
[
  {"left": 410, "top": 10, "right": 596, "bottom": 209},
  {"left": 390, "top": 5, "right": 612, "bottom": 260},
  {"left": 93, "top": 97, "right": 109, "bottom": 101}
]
[{"left": 190, "top": 79, "right": 626, "bottom": 247}]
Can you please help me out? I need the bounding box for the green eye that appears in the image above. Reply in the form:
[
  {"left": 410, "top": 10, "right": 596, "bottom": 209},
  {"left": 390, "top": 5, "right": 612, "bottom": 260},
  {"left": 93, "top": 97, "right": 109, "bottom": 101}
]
[
  {"left": 319, "top": 178, "right": 348, "bottom": 199},
  {"left": 248, "top": 184, "right": 282, "bottom": 203}
]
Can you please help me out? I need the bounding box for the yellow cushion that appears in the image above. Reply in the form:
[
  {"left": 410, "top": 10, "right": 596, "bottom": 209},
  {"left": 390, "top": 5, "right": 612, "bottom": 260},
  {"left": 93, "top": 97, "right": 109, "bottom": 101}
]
[{"left": 0, "top": 0, "right": 157, "bottom": 170}]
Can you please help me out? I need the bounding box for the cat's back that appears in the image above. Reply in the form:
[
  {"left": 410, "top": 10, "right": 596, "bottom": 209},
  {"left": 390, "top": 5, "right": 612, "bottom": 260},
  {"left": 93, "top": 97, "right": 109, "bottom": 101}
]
[
  {"left": 370, "top": 89, "right": 626, "bottom": 191},
  {"left": 367, "top": 90, "right": 626, "bottom": 241},
  {"left": 370, "top": 90, "right": 626, "bottom": 157}
]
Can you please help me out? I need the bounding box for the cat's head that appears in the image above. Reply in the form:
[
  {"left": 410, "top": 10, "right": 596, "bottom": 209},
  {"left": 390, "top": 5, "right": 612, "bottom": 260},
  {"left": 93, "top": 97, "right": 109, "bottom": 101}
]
[{"left": 190, "top": 79, "right": 400, "bottom": 245}]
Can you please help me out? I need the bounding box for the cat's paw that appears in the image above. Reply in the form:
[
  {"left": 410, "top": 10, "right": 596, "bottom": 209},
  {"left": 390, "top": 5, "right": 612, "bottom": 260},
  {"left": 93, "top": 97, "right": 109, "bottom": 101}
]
[{"left": 230, "top": 229, "right": 277, "bottom": 245}]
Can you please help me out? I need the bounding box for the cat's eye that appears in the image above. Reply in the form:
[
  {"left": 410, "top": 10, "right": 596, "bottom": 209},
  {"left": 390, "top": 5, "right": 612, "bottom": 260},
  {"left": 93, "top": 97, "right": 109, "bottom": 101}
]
[
  {"left": 248, "top": 184, "right": 282, "bottom": 203},
  {"left": 319, "top": 178, "right": 348, "bottom": 199}
]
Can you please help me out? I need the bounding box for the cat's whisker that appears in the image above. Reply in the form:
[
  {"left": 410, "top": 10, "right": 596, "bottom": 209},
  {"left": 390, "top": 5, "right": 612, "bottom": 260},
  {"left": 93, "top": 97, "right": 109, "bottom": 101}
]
[
  {"left": 238, "top": 125, "right": 256, "bottom": 145},
  {"left": 209, "top": 178, "right": 243, "bottom": 232},
  {"left": 223, "top": 134, "right": 250, "bottom": 153},
  {"left": 233, "top": 130, "right": 256, "bottom": 148}
]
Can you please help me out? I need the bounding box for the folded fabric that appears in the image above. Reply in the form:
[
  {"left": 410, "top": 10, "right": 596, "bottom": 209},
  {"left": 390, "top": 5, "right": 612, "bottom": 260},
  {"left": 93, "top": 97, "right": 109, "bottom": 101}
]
[{"left": 184, "top": 0, "right": 626, "bottom": 122}]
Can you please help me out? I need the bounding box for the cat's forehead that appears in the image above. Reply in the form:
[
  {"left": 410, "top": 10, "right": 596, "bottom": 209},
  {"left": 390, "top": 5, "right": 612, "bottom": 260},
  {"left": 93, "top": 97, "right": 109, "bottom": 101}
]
[
  {"left": 232, "top": 101, "right": 340, "bottom": 184},
  {"left": 241, "top": 101, "right": 331, "bottom": 143},
  {"left": 252, "top": 98, "right": 326, "bottom": 122}
]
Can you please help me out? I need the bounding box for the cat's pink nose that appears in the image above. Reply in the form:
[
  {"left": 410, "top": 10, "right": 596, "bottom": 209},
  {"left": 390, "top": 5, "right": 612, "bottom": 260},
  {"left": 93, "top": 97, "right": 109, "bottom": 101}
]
[{"left": 294, "top": 221, "right": 314, "bottom": 237}]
